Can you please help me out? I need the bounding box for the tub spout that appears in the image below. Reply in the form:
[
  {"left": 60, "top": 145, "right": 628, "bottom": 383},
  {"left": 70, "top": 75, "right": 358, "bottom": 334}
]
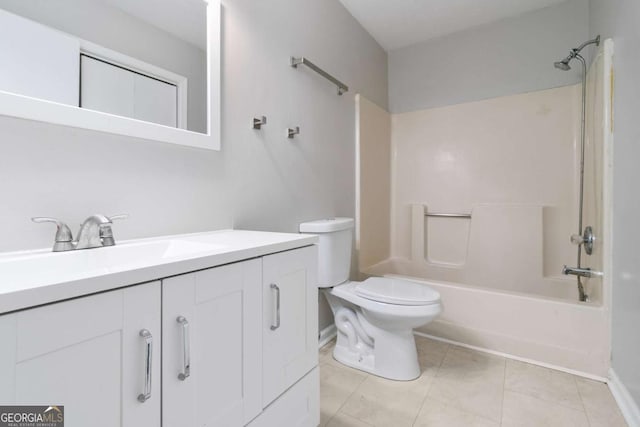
[{"left": 562, "top": 265, "right": 603, "bottom": 278}]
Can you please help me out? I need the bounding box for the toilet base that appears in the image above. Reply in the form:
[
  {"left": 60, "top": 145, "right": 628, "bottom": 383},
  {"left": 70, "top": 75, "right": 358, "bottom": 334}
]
[{"left": 332, "top": 325, "right": 421, "bottom": 381}]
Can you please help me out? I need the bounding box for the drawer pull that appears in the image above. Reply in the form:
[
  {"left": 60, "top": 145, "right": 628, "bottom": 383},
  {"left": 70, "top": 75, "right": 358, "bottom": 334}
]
[
  {"left": 270, "top": 284, "right": 281, "bottom": 331},
  {"left": 137, "top": 329, "right": 153, "bottom": 403},
  {"left": 176, "top": 316, "right": 191, "bottom": 380}
]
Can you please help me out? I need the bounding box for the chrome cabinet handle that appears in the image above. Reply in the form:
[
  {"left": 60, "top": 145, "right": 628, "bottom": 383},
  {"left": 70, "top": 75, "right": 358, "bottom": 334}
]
[
  {"left": 270, "top": 284, "right": 280, "bottom": 331},
  {"left": 137, "top": 329, "right": 153, "bottom": 403},
  {"left": 176, "top": 316, "right": 191, "bottom": 380}
]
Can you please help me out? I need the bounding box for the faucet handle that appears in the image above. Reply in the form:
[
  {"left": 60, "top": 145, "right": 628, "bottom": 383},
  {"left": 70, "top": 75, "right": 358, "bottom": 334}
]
[
  {"left": 570, "top": 226, "right": 595, "bottom": 255},
  {"left": 100, "top": 214, "right": 129, "bottom": 247},
  {"left": 32, "top": 217, "right": 74, "bottom": 252},
  {"left": 570, "top": 234, "right": 584, "bottom": 245}
]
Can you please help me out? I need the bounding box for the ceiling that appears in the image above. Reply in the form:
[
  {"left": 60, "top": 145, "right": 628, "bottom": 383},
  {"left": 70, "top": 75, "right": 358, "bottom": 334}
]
[{"left": 338, "top": 0, "right": 569, "bottom": 51}]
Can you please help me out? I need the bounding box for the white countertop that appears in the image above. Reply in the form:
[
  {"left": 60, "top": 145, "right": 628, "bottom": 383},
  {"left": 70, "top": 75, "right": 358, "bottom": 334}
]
[{"left": 0, "top": 229, "right": 317, "bottom": 314}]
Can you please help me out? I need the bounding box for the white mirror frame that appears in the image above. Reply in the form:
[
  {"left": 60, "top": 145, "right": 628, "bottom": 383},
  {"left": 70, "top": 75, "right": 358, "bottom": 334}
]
[{"left": 0, "top": 0, "right": 220, "bottom": 151}]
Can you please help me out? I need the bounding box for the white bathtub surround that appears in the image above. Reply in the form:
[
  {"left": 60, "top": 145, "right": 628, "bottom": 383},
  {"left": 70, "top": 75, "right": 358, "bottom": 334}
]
[
  {"left": 389, "top": 84, "right": 583, "bottom": 296},
  {"left": 408, "top": 203, "right": 580, "bottom": 299},
  {"left": 356, "top": 40, "right": 614, "bottom": 379}
]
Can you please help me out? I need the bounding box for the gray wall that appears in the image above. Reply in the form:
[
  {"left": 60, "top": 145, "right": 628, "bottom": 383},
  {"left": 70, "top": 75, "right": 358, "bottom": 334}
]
[
  {"left": 222, "top": 0, "right": 387, "bottom": 330},
  {"left": 590, "top": 0, "right": 640, "bottom": 407},
  {"left": 0, "top": 0, "right": 208, "bottom": 133},
  {"left": 0, "top": 0, "right": 387, "bottom": 328},
  {"left": 388, "top": 0, "right": 589, "bottom": 113}
]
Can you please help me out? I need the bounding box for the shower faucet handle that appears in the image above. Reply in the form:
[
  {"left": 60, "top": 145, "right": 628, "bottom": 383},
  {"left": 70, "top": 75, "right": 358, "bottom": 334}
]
[
  {"left": 571, "top": 234, "right": 585, "bottom": 245},
  {"left": 570, "top": 226, "right": 595, "bottom": 255}
]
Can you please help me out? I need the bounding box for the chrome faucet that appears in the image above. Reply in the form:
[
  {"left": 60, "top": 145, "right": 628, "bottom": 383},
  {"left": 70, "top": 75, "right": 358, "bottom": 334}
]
[
  {"left": 562, "top": 265, "right": 603, "bottom": 278},
  {"left": 32, "top": 214, "right": 128, "bottom": 252},
  {"left": 75, "top": 214, "right": 112, "bottom": 249}
]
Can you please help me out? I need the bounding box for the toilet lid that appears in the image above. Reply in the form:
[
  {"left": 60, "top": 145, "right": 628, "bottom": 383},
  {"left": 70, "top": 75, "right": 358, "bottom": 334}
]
[{"left": 355, "top": 277, "right": 441, "bottom": 306}]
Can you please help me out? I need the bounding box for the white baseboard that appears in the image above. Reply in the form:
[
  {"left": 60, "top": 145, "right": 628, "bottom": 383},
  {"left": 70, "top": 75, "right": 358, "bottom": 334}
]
[
  {"left": 318, "top": 324, "right": 337, "bottom": 349},
  {"left": 608, "top": 368, "right": 640, "bottom": 427},
  {"left": 414, "top": 331, "right": 607, "bottom": 382}
]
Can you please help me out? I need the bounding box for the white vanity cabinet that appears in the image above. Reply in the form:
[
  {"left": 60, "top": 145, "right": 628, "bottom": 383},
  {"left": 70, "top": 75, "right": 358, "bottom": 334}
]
[
  {"left": 0, "top": 281, "right": 162, "bottom": 427},
  {"left": 0, "top": 236, "right": 319, "bottom": 427},
  {"left": 162, "top": 259, "right": 262, "bottom": 426}
]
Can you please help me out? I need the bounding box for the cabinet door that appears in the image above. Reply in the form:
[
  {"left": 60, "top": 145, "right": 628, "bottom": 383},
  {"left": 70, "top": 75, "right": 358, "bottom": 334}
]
[
  {"left": 247, "top": 368, "right": 319, "bottom": 427},
  {"left": 162, "top": 259, "right": 262, "bottom": 427},
  {"left": 0, "top": 282, "right": 161, "bottom": 427},
  {"left": 262, "top": 245, "right": 318, "bottom": 406}
]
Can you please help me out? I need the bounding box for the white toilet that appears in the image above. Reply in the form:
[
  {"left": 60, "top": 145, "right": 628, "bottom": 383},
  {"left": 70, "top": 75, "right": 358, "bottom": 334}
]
[{"left": 300, "top": 218, "right": 442, "bottom": 381}]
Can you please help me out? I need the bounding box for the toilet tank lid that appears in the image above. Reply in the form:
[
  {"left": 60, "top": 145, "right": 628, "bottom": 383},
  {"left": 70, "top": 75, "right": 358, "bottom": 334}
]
[{"left": 299, "top": 217, "right": 354, "bottom": 233}]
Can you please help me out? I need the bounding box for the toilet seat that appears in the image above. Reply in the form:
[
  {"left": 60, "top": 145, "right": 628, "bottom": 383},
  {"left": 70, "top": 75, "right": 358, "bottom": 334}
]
[
  {"left": 329, "top": 281, "right": 441, "bottom": 320},
  {"left": 355, "top": 277, "right": 440, "bottom": 306}
]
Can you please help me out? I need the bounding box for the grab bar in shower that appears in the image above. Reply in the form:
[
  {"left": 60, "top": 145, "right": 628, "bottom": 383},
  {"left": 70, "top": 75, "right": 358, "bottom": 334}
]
[
  {"left": 425, "top": 213, "right": 472, "bottom": 219},
  {"left": 290, "top": 56, "right": 349, "bottom": 95}
]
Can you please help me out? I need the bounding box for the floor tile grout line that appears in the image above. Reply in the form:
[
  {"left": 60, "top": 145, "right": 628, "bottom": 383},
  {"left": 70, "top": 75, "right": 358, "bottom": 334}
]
[
  {"left": 433, "top": 342, "right": 507, "bottom": 425},
  {"left": 328, "top": 372, "right": 371, "bottom": 426},
  {"left": 322, "top": 341, "right": 371, "bottom": 427},
  {"left": 410, "top": 342, "right": 451, "bottom": 426},
  {"left": 575, "top": 378, "right": 595, "bottom": 427},
  {"left": 431, "top": 340, "right": 453, "bottom": 379},
  {"left": 329, "top": 411, "right": 375, "bottom": 427},
  {"left": 503, "top": 359, "right": 599, "bottom": 415},
  {"left": 507, "top": 388, "right": 594, "bottom": 417},
  {"left": 503, "top": 381, "right": 593, "bottom": 413},
  {"left": 413, "top": 341, "right": 504, "bottom": 426}
]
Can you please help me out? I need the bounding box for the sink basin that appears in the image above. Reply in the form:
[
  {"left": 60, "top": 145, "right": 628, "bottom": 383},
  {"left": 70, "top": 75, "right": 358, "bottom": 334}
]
[
  {"left": 0, "top": 238, "right": 226, "bottom": 292},
  {"left": 99, "top": 239, "right": 227, "bottom": 262},
  {"left": 0, "top": 229, "right": 318, "bottom": 314}
]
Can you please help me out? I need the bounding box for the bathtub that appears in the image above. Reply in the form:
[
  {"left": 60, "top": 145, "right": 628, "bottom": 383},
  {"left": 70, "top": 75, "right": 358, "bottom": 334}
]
[{"left": 364, "top": 257, "right": 610, "bottom": 378}]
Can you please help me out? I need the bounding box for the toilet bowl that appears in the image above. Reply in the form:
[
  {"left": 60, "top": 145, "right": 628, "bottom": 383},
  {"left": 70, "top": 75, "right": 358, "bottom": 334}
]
[{"left": 299, "top": 218, "right": 442, "bottom": 381}]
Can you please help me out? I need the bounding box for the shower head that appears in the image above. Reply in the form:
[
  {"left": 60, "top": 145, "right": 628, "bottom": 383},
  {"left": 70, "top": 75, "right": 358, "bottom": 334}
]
[
  {"left": 554, "top": 35, "right": 600, "bottom": 71},
  {"left": 553, "top": 59, "right": 571, "bottom": 71},
  {"left": 554, "top": 60, "right": 571, "bottom": 71}
]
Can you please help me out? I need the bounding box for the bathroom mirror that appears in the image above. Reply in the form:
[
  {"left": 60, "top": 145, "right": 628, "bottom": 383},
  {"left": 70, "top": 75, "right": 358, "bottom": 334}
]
[{"left": 0, "top": 0, "right": 220, "bottom": 150}]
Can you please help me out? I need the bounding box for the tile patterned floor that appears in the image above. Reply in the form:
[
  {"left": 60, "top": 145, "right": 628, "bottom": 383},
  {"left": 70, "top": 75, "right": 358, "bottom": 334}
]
[{"left": 319, "top": 336, "right": 627, "bottom": 427}]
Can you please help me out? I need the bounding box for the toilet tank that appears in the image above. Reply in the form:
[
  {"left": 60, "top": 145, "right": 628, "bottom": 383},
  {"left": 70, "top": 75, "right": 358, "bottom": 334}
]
[{"left": 299, "top": 218, "right": 354, "bottom": 288}]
